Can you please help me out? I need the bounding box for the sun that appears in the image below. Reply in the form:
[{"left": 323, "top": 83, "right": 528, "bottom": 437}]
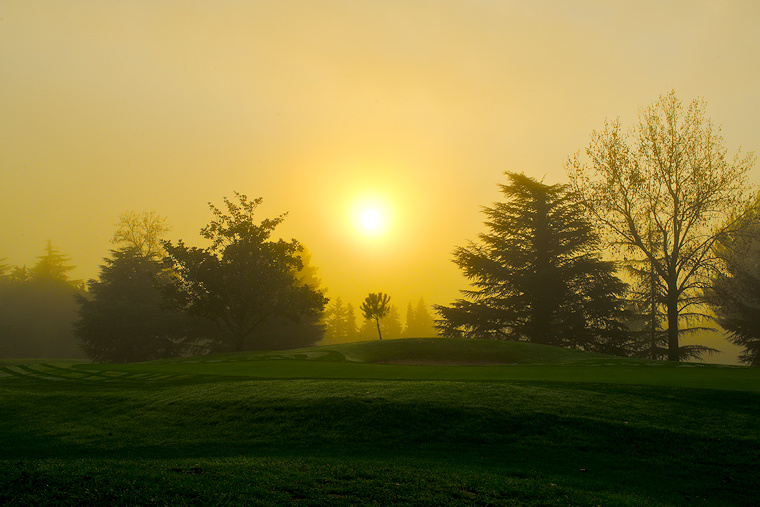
[
  {"left": 362, "top": 209, "right": 381, "bottom": 230},
  {"left": 351, "top": 197, "right": 391, "bottom": 238}
]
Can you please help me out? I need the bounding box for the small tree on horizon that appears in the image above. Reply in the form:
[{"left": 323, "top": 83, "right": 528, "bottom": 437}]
[{"left": 361, "top": 292, "right": 391, "bottom": 340}]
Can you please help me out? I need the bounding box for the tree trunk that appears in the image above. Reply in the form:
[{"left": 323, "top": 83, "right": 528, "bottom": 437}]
[
  {"left": 375, "top": 317, "right": 383, "bottom": 340},
  {"left": 666, "top": 287, "right": 679, "bottom": 361}
]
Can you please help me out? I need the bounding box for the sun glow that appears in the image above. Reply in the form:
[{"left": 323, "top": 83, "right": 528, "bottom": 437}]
[
  {"left": 351, "top": 196, "right": 392, "bottom": 238},
  {"left": 362, "top": 209, "right": 381, "bottom": 230}
]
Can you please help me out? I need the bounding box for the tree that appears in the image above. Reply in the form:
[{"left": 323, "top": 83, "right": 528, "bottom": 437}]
[
  {"left": 112, "top": 210, "right": 171, "bottom": 259},
  {"left": 345, "top": 303, "right": 358, "bottom": 342},
  {"left": 0, "top": 243, "right": 85, "bottom": 358},
  {"left": 567, "top": 91, "right": 755, "bottom": 361},
  {"left": 706, "top": 205, "right": 760, "bottom": 365},
  {"left": 75, "top": 247, "right": 191, "bottom": 363},
  {"left": 403, "top": 298, "right": 438, "bottom": 338},
  {"left": 435, "top": 172, "right": 629, "bottom": 353},
  {"left": 360, "top": 292, "right": 391, "bottom": 340},
  {"left": 251, "top": 249, "right": 327, "bottom": 350},
  {"left": 30, "top": 241, "right": 76, "bottom": 283},
  {"left": 162, "top": 193, "right": 328, "bottom": 352},
  {"left": 323, "top": 297, "right": 362, "bottom": 344},
  {"left": 625, "top": 253, "right": 716, "bottom": 360}
]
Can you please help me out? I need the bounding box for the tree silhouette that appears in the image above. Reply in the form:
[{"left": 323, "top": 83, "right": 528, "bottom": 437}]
[
  {"left": 568, "top": 91, "right": 754, "bottom": 360},
  {"left": 361, "top": 292, "right": 391, "bottom": 340},
  {"left": 0, "top": 243, "right": 85, "bottom": 359},
  {"left": 325, "top": 297, "right": 355, "bottom": 343},
  {"left": 162, "top": 193, "right": 327, "bottom": 352},
  {"left": 75, "top": 247, "right": 191, "bottom": 363},
  {"left": 403, "top": 298, "right": 438, "bottom": 338},
  {"left": 436, "top": 172, "right": 629, "bottom": 353},
  {"left": 706, "top": 204, "right": 760, "bottom": 366},
  {"left": 30, "top": 241, "right": 76, "bottom": 283}
]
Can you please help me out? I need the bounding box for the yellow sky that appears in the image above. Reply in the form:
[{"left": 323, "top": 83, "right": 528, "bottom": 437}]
[{"left": 2, "top": 1, "right": 760, "bottom": 359}]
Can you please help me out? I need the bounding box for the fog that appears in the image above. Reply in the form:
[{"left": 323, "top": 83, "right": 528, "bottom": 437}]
[{"left": 2, "top": 1, "right": 759, "bottom": 362}]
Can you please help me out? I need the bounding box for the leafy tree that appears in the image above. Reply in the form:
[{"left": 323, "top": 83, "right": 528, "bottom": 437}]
[
  {"left": 360, "top": 292, "right": 391, "bottom": 340},
  {"left": 251, "top": 249, "right": 327, "bottom": 350},
  {"left": 568, "top": 91, "right": 754, "bottom": 360},
  {"left": 403, "top": 298, "right": 438, "bottom": 338},
  {"left": 706, "top": 206, "right": 760, "bottom": 365},
  {"left": 436, "top": 172, "right": 629, "bottom": 353},
  {"left": 162, "top": 193, "right": 328, "bottom": 352},
  {"left": 112, "top": 210, "right": 171, "bottom": 259},
  {"left": 358, "top": 303, "right": 402, "bottom": 341},
  {"left": 625, "top": 251, "right": 716, "bottom": 360},
  {"left": 75, "top": 248, "right": 191, "bottom": 363}
]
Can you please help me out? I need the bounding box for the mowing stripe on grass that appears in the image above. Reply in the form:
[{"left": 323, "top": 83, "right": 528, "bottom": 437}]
[{"left": 75, "top": 359, "right": 760, "bottom": 392}]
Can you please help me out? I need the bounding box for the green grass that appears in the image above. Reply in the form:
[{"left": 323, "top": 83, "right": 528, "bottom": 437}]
[{"left": 1, "top": 338, "right": 759, "bottom": 505}]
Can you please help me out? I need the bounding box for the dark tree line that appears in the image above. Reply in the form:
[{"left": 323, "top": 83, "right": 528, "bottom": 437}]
[
  {"left": 0, "top": 242, "right": 86, "bottom": 359},
  {"left": 76, "top": 194, "right": 328, "bottom": 362}
]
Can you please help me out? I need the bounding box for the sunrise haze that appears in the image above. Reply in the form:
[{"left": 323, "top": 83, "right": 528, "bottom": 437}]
[{"left": 2, "top": 1, "right": 759, "bottom": 360}]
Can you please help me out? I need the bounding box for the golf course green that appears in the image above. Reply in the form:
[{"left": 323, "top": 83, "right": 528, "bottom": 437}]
[{"left": 2, "top": 338, "right": 758, "bottom": 506}]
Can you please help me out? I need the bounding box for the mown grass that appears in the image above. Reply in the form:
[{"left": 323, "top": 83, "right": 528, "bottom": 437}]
[{"left": 1, "top": 339, "right": 759, "bottom": 505}]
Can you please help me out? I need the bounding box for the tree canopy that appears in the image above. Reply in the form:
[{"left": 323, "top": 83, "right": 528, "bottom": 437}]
[
  {"left": 111, "top": 210, "right": 172, "bottom": 259},
  {"left": 162, "top": 193, "right": 327, "bottom": 352},
  {"left": 360, "top": 292, "right": 392, "bottom": 340},
  {"left": 75, "top": 247, "right": 190, "bottom": 363},
  {"left": 436, "top": 172, "right": 629, "bottom": 353},
  {"left": 567, "top": 91, "right": 755, "bottom": 360}
]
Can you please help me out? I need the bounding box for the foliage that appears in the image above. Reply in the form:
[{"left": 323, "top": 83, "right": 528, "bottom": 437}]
[
  {"left": 707, "top": 202, "right": 760, "bottom": 365},
  {"left": 567, "top": 91, "right": 755, "bottom": 360},
  {"left": 111, "top": 210, "right": 171, "bottom": 259},
  {"left": 358, "top": 303, "right": 402, "bottom": 341},
  {"left": 402, "top": 298, "right": 438, "bottom": 338},
  {"left": 30, "top": 241, "right": 77, "bottom": 285},
  {"left": 625, "top": 255, "right": 718, "bottom": 361},
  {"left": 0, "top": 243, "right": 85, "bottom": 359},
  {"left": 162, "top": 193, "right": 327, "bottom": 352},
  {"left": 248, "top": 250, "right": 327, "bottom": 350},
  {"left": 75, "top": 247, "right": 192, "bottom": 363},
  {"left": 323, "top": 297, "right": 359, "bottom": 343},
  {"left": 360, "top": 292, "right": 392, "bottom": 340},
  {"left": 436, "top": 172, "right": 629, "bottom": 354}
]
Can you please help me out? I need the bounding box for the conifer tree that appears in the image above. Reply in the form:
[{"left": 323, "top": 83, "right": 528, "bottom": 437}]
[{"left": 436, "top": 172, "right": 629, "bottom": 353}]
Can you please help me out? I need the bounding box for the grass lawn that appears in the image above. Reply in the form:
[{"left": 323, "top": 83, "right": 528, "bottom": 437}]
[{"left": 1, "top": 338, "right": 759, "bottom": 506}]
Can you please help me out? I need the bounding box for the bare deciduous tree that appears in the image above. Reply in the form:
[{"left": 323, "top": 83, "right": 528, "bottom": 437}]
[
  {"left": 112, "top": 210, "right": 171, "bottom": 259},
  {"left": 567, "top": 91, "right": 755, "bottom": 361}
]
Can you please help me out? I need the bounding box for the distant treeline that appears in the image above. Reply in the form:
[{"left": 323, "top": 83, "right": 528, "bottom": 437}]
[
  {"left": 0, "top": 200, "right": 438, "bottom": 363},
  {"left": 0, "top": 242, "right": 86, "bottom": 359},
  {"left": 3, "top": 92, "right": 759, "bottom": 365}
]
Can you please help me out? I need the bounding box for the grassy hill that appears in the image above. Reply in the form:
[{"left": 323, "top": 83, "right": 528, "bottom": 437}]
[{"left": 2, "top": 338, "right": 759, "bottom": 505}]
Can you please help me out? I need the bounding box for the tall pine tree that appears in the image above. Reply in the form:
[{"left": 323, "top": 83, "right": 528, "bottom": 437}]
[{"left": 436, "top": 172, "right": 629, "bottom": 353}]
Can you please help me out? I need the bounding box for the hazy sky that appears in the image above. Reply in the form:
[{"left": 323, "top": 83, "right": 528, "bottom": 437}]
[{"left": 2, "top": 1, "right": 760, "bottom": 343}]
